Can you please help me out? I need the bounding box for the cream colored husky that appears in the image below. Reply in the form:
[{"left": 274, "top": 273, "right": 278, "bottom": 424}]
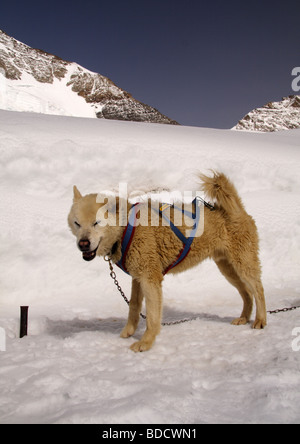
[{"left": 68, "top": 172, "right": 267, "bottom": 352}]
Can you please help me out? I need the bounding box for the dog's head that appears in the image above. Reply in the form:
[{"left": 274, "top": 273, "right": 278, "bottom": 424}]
[{"left": 68, "top": 186, "right": 124, "bottom": 261}]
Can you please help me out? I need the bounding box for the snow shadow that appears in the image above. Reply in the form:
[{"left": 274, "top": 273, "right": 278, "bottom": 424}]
[
  {"left": 162, "top": 307, "right": 233, "bottom": 326},
  {"left": 46, "top": 309, "right": 233, "bottom": 339},
  {"left": 46, "top": 317, "right": 125, "bottom": 339}
]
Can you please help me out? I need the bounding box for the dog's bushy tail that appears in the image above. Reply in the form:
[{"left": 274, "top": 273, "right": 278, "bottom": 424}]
[{"left": 199, "top": 171, "right": 245, "bottom": 214}]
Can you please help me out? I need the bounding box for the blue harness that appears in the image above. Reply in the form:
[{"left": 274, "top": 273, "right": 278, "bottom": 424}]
[{"left": 116, "top": 198, "right": 203, "bottom": 276}]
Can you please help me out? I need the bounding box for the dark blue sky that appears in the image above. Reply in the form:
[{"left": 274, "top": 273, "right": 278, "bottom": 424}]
[{"left": 1, "top": 0, "right": 299, "bottom": 128}]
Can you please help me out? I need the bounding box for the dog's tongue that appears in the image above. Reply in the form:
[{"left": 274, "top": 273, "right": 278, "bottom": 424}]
[{"left": 82, "top": 250, "right": 96, "bottom": 261}]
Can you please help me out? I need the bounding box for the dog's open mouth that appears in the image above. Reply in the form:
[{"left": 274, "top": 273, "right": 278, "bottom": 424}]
[
  {"left": 82, "top": 248, "right": 97, "bottom": 261},
  {"left": 82, "top": 242, "right": 100, "bottom": 262}
]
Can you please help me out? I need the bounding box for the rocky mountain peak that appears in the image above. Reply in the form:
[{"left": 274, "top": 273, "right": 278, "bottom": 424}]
[
  {"left": 234, "top": 95, "right": 300, "bottom": 132},
  {"left": 0, "top": 29, "right": 69, "bottom": 83},
  {"left": 0, "top": 29, "right": 178, "bottom": 124}
]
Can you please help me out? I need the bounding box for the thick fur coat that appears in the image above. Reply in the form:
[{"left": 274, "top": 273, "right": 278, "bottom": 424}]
[{"left": 68, "top": 172, "right": 267, "bottom": 352}]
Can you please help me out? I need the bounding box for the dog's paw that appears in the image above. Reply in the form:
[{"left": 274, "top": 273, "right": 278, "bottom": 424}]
[
  {"left": 252, "top": 319, "right": 266, "bottom": 329},
  {"left": 120, "top": 324, "right": 135, "bottom": 338},
  {"left": 231, "top": 317, "right": 249, "bottom": 326},
  {"left": 130, "top": 340, "right": 152, "bottom": 352}
]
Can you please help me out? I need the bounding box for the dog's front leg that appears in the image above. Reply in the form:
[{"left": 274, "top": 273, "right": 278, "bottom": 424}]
[
  {"left": 130, "top": 279, "right": 162, "bottom": 352},
  {"left": 120, "top": 278, "right": 143, "bottom": 338}
]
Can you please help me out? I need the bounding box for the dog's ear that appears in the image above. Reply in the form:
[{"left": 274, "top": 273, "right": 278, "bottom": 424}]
[{"left": 73, "top": 186, "right": 82, "bottom": 202}]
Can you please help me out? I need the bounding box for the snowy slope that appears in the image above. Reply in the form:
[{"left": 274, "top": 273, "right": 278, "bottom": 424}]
[
  {"left": 0, "top": 30, "right": 178, "bottom": 124},
  {"left": 0, "top": 68, "right": 97, "bottom": 118},
  {"left": 0, "top": 110, "right": 300, "bottom": 424}
]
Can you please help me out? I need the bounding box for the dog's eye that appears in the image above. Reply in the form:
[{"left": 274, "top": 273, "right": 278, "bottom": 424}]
[
  {"left": 74, "top": 221, "right": 81, "bottom": 228},
  {"left": 93, "top": 221, "right": 100, "bottom": 227}
]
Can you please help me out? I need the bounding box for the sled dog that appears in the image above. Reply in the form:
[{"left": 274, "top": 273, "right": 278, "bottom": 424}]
[{"left": 68, "top": 172, "right": 267, "bottom": 352}]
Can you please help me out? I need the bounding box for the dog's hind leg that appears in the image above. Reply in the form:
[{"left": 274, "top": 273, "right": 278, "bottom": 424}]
[
  {"left": 130, "top": 278, "right": 162, "bottom": 352},
  {"left": 120, "top": 278, "right": 144, "bottom": 338},
  {"left": 229, "top": 254, "right": 267, "bottom": 329},
  {"left": 220, "top": 256, "right": 267, "bottom": 329},
  {"left": 247, "top": 278, "right": 267, "bottom": 329},
  {"left": 215, "top": 257, "right": 254, "bottom": 325}
]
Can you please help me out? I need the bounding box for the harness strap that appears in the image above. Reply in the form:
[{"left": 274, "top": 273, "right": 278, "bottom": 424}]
[
  {"left": 116, "top": 198, "right": 203, "bottom": 276},
  {"left": 116, "top": 203, "right": 139, "bottom": 274},
  {"left": 159, "top": 210, "right": 187, "bottom": 244},
  {"left": 161, "top": 198, "right": 200, "bottom": 274}
]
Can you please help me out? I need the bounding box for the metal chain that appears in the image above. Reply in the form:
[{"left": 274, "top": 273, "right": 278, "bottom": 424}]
[
  {"left": 104, "top": 256, "right": 147, "bottom": 320},
  {"left": 104, "top": 256, "right": 300, "bottom": 325},
  {"left": 267, "top": 306, "right": 300, "bottom": 314},
  {"left": 104, "top": 256, "right": 188, "bottom": 325}
]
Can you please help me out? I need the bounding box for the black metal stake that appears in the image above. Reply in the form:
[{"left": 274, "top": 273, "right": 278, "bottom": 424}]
[{"left": 20, "top": 306, "right": 29, "bottom": 338}]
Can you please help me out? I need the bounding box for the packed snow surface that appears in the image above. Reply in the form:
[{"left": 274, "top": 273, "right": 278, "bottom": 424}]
[
  {"left": 0, "top": 69, "right": 97, "bottom": 118},
  {"left": 0, "top": 110, "right": 300, "bottom": 424}
]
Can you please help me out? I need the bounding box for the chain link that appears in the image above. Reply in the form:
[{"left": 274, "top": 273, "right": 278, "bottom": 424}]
[
  {"left": 104, "top": 256, "right": 300, "bottom": 325},
  {"left": 104, "top": 256, "right": 147, "bottom": 320},
  {"left": 267, "top": 306, "right": 300, "bottom": 314}
]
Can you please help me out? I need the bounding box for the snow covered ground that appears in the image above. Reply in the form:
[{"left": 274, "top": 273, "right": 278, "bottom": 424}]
[
  {"left": 0, "top": 109, "right": 300, "bottom": 424},
  {"left": 0, "top": 69, "right": 97, "bottom": 118}
]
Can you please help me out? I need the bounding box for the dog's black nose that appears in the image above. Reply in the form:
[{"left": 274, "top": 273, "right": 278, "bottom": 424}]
[{"left": 78, "top": 239, "right": 90, "bottom": 251}]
